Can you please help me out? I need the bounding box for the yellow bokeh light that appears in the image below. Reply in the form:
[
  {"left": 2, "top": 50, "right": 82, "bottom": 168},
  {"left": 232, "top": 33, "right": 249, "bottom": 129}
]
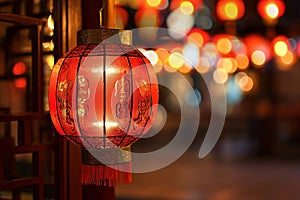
[
  {"left": 168, "top": 52, "right": 185, "bottom": 69},
  {"left": 213, "top": 68, "right": 228, "bottom": 84},
  {"left": 180, "top": 1, "right": 194, "bottom": 15},
  {"left": 217, "top": 37, "right": 232, "bottom": 55},
  {"left": 188, "top": 32, "right": 204, "bottom": 47},
  {"left": 251, "top": 50, "right": 266, "bottom": 67},
  {"left": 274, "top": 41, "right": 288, "bottom": 57},
  {"left": 236, "top": 54, "right": 249, "bottom": 70},
  {"left": 217, "top": 58, "right": 237, "bottom": 74},
  {"left": 225, "top": 2, "right": 238, "bottom": 20},
  {"left": 266, "top": 3, "right": 279, "bottom": 19},
  {"left": 146, "top": 0, "right": 161, "bottom": 7}
]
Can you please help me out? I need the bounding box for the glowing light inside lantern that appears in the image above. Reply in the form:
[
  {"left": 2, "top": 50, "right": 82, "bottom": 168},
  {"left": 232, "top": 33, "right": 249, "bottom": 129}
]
[{"left": 92, "top": 121, "right": 119, "bottom": 128}]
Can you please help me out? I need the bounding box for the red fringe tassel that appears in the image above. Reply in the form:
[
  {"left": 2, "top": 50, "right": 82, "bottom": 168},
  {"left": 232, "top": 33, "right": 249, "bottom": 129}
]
[{"left": 81, "top": 162, "right": 132, "bottom": 187}]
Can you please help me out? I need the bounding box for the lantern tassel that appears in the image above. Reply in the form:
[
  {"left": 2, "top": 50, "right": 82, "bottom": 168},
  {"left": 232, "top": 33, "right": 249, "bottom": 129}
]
[{"left": 81, "top": 162, "right": 132, "bottom": 187}]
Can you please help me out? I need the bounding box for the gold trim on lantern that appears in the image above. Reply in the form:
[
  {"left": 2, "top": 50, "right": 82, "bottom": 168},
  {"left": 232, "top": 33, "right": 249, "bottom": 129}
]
[
  {"left": 77, "top": 28, "right": 132, "bottom": 45},
  {"left": 81, "top": 146, "right": 131, "bottom": 165}
]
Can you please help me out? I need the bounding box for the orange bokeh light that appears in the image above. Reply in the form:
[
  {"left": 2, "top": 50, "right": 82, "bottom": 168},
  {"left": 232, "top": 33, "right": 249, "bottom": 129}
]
[
  {"left": 187, "top": 28, "right": 210, "bottom": 47},
  {"left": 235, "top": 54, "right": 249, "bottom": 70}
]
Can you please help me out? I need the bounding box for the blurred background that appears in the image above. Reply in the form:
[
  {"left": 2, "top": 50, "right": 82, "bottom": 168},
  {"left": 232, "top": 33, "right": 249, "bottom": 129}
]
[{"left": 114, "top": 0, "right": 300, "bottom": 199}]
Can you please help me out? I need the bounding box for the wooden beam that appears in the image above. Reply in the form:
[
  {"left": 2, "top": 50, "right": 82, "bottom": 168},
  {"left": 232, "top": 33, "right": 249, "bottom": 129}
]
[{"left": 0, "top": 11, "right": 44, "bottom": 25}]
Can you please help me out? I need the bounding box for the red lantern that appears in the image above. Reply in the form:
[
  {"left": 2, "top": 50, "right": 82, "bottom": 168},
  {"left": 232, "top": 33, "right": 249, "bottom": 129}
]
[
  {"left": 257, "top": 0, "right": 285, "bottom": 23},
  {"left": 49, "top": 29, "right": 159, "bottom": 186},
  {"left": 216, "top": 0, "right": 245, "bottom": 21}
]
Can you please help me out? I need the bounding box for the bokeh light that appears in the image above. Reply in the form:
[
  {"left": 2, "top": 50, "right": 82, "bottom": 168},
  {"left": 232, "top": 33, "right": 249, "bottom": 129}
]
[
  {"left": 266, "top": 3, "right": 279, "bottom": 19},
  {"left": 251, "top": 50, "right": 267, "bottom": 67},
  {"left": 180, "top": 1, "right": 194, "bottom": 15},
  {"left": 235, "top": 54, "right": 249, "bottom": 70},
  {"left": 167, "top": 9, "right": 194, "bottom": 39},
  {"left": 14, "top": 77, "right": 27, "bottom": 89},
  {"left": 135, "top": 8, "right": 160, "bottom": 27},
  {"left": 183, "top": 42, "right": 200, "bottom": 67},
  {"left": 195, "top": 6, "right": 214, "bottom": 30},
  {"left": 216, "top": 36, "right": 232, "bottom": 55},
  {"left": 217, "top": 57, "right": 237, "bottom": 73},
  {"left": 225, "top": 2, "right": 238, "bottom": 19},
  {"left": 168, "top": 52, "right": 185, "bottom": 69},
  {"left": 243, "top": 34, "right": 272, "bottom": 63},
  {"left": 238, "top": 75, "right": 254, "bottom": 92},
  {"left": 170, "top": 0, "right": 203, "bottom": 11},
  {"left": 257, "top": 0, "right": 285, "bottom": 22},
  {"left": 143, "top": 50, "right": 159, "bottom": 65},
  {"left": 213, "top": 68, "right": 228, "bottom": 84},
  {"left": 216, "top": 0, "right": 245, "bottom": 21},
  {"left": 274, "top": 41, "right": 288, "bottom": 57},
  {"left": 146, "top": 0, "right": 162, "bottom": 7},
  {"left": 276, "top": 51, "right": 296, "bottom": 70},
  {"left": 12, "top": 62, "right": 27, "bottom": 75},
  {"left": 187, "top": 28, "right": 210, "bottom": 47}
]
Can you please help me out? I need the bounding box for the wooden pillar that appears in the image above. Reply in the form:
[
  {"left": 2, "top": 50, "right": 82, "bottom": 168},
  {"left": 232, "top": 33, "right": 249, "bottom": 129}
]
[{"left": 81, "top": 0, "right": 115, "bottom": 29}]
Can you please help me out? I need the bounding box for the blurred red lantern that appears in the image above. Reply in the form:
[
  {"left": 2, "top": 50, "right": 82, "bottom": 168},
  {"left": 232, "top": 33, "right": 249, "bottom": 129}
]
[
  {"left": 257, "top": 0, "right": 285, "bottom": 23},
  {"left": 216, "top": 0, "right": 245, "bottom": 21},
  {"left": 49, "top": 29, "right": 159, "bottom": 186},
  {"left": 170, "top": 0, "right": 203, "bottom": 12},
  {"left": 243, "top": 34, "right": 272, "bottom": 67}
]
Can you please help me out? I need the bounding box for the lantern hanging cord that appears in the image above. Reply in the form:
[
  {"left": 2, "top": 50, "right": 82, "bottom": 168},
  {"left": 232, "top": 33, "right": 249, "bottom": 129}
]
[{"left": 99, "top": 0, "right": 107, "bottom": 27}]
